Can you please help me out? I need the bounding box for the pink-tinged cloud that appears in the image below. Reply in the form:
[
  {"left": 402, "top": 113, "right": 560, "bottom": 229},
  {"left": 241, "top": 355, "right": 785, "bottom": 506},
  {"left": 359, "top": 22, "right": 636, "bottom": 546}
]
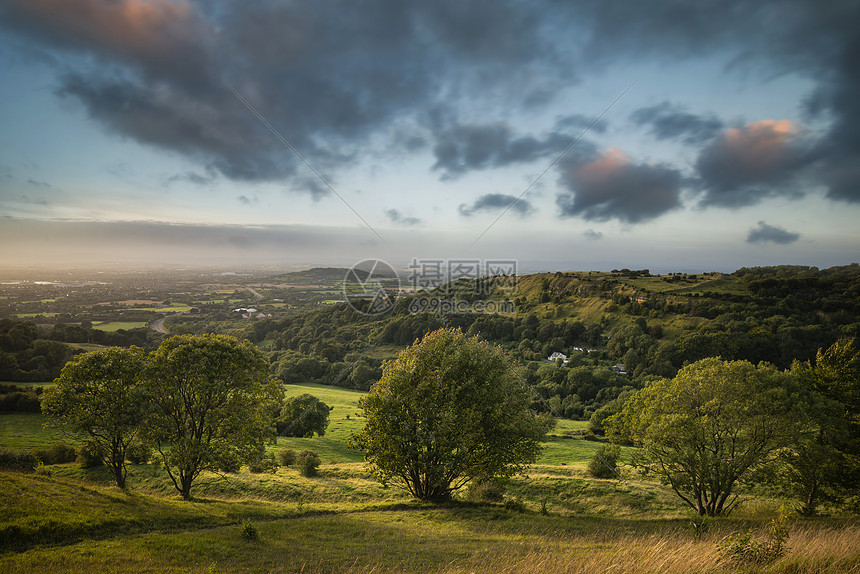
[
  {"left": 3, "top": 0, "right": 212, "bottom": 88},
  {"left": 556, "top": 148, "right": 682, "bottom": 223},
  {"left": 696, "top": 120, "right": 811, "bottom": 207}
]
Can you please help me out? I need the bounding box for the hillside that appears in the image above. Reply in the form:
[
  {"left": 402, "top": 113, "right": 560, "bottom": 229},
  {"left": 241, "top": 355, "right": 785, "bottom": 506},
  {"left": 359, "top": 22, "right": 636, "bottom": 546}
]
[{"left": 249, "top": 264, "right": 859, "bottom": 422}]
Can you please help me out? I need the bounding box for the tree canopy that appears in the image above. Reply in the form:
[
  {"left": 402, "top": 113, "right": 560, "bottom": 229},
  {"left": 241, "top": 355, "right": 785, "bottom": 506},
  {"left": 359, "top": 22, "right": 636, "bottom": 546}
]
[
  {"left": 350, "top": 328, "right": 553, "bottom": 501},
  {"left": 276, "top": 393, "right": 331, "bottom": 437},
  {"left": 780, "top": 338, "right": 860, "bottom": 514},
  {"left": 144, "top": 334, "right": 281, "bottom": 499},
  {"left": 42, "top": 346, "right": 148, "bottom": 488},
  {"left": 606, "top": 357, "right": 809, "bottom": 516}
]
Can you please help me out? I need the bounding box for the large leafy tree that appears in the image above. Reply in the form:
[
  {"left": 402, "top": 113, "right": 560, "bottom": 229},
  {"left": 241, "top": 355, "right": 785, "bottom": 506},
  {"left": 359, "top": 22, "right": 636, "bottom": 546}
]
[
  {"left": 780, "top": 338, "right": 860, "bottom": 514},
  {"left": 606, "top": 357, "right": 808, "bottom": 516},
  {"left": 144, "top": 334, "right": 281, "bottom": 500},
  {"left": 276, "top": 393, "right": 331, "bottom": 437},
  {"left": 350, "top": 328, "right": 553, "bottom": 501},
  {"left": 42, "top": 346, "right": 148, "bottom": 488}
]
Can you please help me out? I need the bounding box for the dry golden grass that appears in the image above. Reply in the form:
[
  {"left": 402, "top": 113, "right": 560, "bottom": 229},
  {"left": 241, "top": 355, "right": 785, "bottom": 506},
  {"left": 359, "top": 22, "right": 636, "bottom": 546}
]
[{"left": 429, "top": 524, "right": 860, "bottom": 574}]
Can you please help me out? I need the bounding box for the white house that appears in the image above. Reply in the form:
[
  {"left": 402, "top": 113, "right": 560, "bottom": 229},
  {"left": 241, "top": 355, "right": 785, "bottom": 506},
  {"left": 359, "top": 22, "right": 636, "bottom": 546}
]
[{"left": 548, "top": 352, "right": 569, "bottom": 365}]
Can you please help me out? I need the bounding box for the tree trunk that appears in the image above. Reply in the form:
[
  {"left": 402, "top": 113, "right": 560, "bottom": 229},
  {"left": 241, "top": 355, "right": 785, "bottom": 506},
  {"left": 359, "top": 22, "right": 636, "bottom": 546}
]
[
  {"left": 112, "top": 464, "right": 126, "bottom": 489},
  {"left": 180, "top": 473, "right": 194, "bottom": 500}
]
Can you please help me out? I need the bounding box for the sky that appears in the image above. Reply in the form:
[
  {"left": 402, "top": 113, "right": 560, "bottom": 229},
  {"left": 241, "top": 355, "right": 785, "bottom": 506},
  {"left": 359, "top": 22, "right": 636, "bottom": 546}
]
[{"left": 1, "top": 0, "right": 858, "bottom": 273}]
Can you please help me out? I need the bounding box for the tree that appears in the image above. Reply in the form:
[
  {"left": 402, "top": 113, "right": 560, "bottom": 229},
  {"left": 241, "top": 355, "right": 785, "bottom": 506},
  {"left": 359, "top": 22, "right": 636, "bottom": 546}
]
[
  {"left": 42, "top": 346, "right": 147, "bottom": 488},
  {"left": 350, "top": 328, "right": 553, "bottom": 501},
  {"left": 780, "top": 338, "right": 860, "bottom": 514},
  {"left": 276, "top": 393, "right": 331, "bottom": 437},
  {"left": 144, "top": 334, "right": 281, "bottom": 500},
  {"left": 606, "top": 357, "right": 808, "bottom": 516}
]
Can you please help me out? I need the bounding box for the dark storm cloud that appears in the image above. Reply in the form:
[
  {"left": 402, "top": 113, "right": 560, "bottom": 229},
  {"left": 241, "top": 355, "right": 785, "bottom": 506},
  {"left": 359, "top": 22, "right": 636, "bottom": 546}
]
[
  {"left": 459, "top": 194, "right": 534, "bottom": 217},
  {"left": 809, "top": 33, "right": 860, "bottom": 203},
  {"left": 385, "top": 209, "right": 422, "bottom": 226},
  {"left": 746, "top": 221, "right": 801, "bottom": 245},
  {"left": 3, "top": 0, "right": 860, "bottom": 208},
  {"left": 431, "top": 121, "right": 570, "bottom": 179},
  {"left": 556, "top": 150, "right": 682, "bottom": 223},
  {"left": 0, "top": 0, "right": 571, "bottom": 193},
  {"left": 694, "top": 121, "right": 812, "bottom": 208},
  {"left": 630, "top": 103, "right": 723, "bottom": 144}
]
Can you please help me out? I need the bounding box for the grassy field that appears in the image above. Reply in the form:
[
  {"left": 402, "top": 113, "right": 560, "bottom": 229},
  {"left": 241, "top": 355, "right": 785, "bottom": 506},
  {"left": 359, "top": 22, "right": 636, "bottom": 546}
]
[
  {"left": 0, "top": 413, "right": 74, "bottom": 450},
  {"left": 91, "top": 321, "right": 149, "bottom": 331},
  {"left": 1, "top": 382, "right": 858, "bottom": 573}
]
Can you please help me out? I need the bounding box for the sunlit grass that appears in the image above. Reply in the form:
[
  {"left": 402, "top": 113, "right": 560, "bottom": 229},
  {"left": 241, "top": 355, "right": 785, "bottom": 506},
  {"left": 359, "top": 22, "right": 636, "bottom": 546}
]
[{"left": 91, "top": 321, "right": 148, "bottom": 331}]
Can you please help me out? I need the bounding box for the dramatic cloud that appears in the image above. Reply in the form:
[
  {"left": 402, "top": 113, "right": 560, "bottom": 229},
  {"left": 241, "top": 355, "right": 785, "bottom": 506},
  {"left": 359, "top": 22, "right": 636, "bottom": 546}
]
[
  {"left": 746, "top": 221, "right": 801, "bottom": 244},
  {"left": 385, "top": 209, "right": 422, "bottom": 226},
  {"left": 459, "top": 194, "right": 534, "bottom": 217},
  {"left": 0, "top": 0, "right": 572, "bottom": 192},
  {"left": 630, "top": 102, "right": 723, "bottom": 144},
  {"left": 2, "top": 0, "right": 860, "bottom": 220},
  {"left": 431, "top": 121, "right": 570, "bottom": 180},
  {"left": 556, "top": 149, "right": 682, "bottom": 223},
  {"left": 695, "top": 120, "right": 811, "bottom": 207},
  {"left": 809, "top": 33, "right": 860, "bottom": 203}
]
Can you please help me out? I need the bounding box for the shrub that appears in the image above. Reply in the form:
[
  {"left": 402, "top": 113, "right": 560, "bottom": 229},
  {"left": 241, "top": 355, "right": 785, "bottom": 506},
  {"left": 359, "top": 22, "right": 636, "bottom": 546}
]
[
  {"left": 277, "top": 448, "right": 297, "bottom": 467},
  {"left": 240, "top": 520, "right": 259, "bottom": 541},
  {"left": 690, "top": 514, "right": 711, "bottom": 540},
  {"left": 587, "top": 444, "right": 620, "bottom": 479},
  {"left": 33, "top": 442, "right": 77, "bottom": 465},
  {"left": 717, "top": 503, "right": 791, "bottom": 565},
  {"left": 467, "top": 477, "right": 506, "bottom": 503},
  {"left": 77, "top": 442, "right": 104, "bottom": 469},
  {"left": 503, "top": 497, "right": 527, "bottom": 512},
  {"left": 0, "top": 449, "right": 39, "bottom": 472},
  {"left": 296, "top": 450, "right": 321, "bottom": 477},
  {"left": 248, "top": 453, "right": 278, "bottom": 474},
  {"left": 126, "top": 442, "right": 151, "bottom": 465}
]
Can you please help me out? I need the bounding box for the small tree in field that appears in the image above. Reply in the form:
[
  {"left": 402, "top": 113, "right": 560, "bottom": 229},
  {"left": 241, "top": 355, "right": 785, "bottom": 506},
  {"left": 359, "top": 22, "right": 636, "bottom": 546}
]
[
  {"left": 606, "top": 357, "right": 808, "bottom": 516},
  {"left": 42, "top": 346, "right": 147, "bottom": 488},
  {"left": 350, "top": 328, "right": 553, "bottom": 501},
  {"left": 276, "top": 393, "right": 330, "bottom": 437},
  {"left": 144, "top": 334, "right": 282, "bottom": 500}
]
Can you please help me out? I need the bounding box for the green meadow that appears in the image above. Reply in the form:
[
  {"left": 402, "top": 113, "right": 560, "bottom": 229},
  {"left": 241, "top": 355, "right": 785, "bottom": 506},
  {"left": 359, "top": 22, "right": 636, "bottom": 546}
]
[{"left": 1, "top": 382, "right": 858, "bottom": 573}]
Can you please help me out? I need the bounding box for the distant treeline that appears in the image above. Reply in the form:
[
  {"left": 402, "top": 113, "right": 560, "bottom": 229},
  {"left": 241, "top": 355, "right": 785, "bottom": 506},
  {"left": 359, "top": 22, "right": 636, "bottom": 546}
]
[{"left": 0, "top": 319, "right": 159, "bottom": 382}]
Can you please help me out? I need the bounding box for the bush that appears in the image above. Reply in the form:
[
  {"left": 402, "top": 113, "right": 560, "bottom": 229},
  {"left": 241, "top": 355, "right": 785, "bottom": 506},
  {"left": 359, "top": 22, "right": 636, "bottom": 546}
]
[
  {"left": 503, "top": 497, "right": 527, "bottom": 512},
  {"left": 240, "top": 520, "right": 259, "bottom": 541},
  {"left": 717, "top": 503, "right": 791, "bottom": 565},
  {"left": 277, "top": 448, "right": 297, "bottom": 466},
  {"left": 467, "top": 477, "right": 506, "bottom": 503},
  {"left": 77, "top": 442, "right": 104, "bottom": 469},
  {"left": 126, "top": 442, "right": 151, "bottom": 465},
  {"left": 32, "top": 442, "right": 77, "bottom": 465},
  {"left": 296, "top": 450, "right": 321, "bottom": 477},
  {"left": 587, "top": 444, "right": 620, "bottom": 479},
  {"left": 0, "top": 449, "right": 39, "bottom": 472},
  {"left": 248, "top": 453, "right": 278, "bottom": 474}
]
